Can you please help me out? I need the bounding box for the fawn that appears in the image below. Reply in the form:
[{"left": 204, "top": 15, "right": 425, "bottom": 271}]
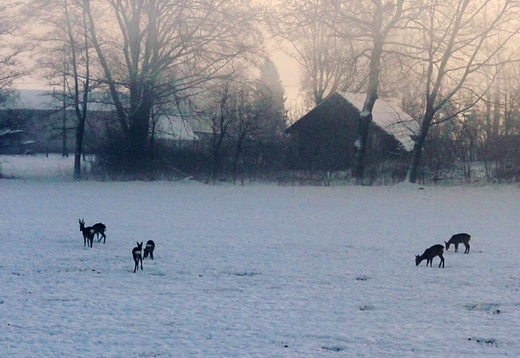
[
  {"left": 132, "top": 242, "right": 143, "bottom": 273},
  {"left": 415, "top": 244, "right": 445, "bottom": 268},
  {"left": 92, "top": 223, "right": 107, "bottom": 243},
  {"left": 445, "top": 233, "right": 471, "bottom": 254},
  {"left": 143, "top": 240, "right": 155, "bottom": 260},
  {"left": 79, "top": 219, "right": 95, "bottom": 248}
]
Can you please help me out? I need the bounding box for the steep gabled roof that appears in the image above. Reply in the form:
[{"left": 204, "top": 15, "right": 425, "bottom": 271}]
[
  {"left": 287, "top": 92, "right": 419, "bottom": 151},
  {"left": 0, "top": 89, "right": 59, "bottom": 110},
  {"left": 154, "top": 114, "right": 198, "bottom": 141},
  {"left": 1, "top": 89, "right": 114, "bottom": 111},
  {"left": 339, "top": 92, "right": 419, "bottom": 151}
]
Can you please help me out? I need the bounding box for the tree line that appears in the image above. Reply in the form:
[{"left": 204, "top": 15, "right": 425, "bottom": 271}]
[{"left": 1, "top": 0, "right": 520, "bottom": 184}]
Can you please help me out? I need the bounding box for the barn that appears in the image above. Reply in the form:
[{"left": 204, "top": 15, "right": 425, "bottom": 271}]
[{"left": 285, "top": 92, "right": 418, "bottom": 177}]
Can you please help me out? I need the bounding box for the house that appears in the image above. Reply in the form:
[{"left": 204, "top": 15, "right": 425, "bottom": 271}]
[
  {"left": 153, "top": 110, "right": 215, "bottom": 143},
  {"left": 0, "top": 89, "right": 212, "bottom": 155},
  {"left": 0, "top": 89, "right": 114, "bottom": 154},
  {"left": 0, "top": 129, "right": 35, "bottom": 154},
  {"left": 285, "top": 92, "right": 418, "bottom": 173}
]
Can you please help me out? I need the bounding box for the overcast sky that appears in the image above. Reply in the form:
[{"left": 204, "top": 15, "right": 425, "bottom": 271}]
[{"left": 12, "top": 3, "right": 304, "bottom": 112}]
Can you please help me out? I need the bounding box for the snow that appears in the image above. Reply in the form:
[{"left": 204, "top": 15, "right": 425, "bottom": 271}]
[
  {"left": 3, "top": 89, "right": 111, "bottom": 111},
  {"left": 1, "top": 154, "right": 84, "bottom": 181},
  {"left": 2, "top": 155, "right": 520, "bottom": 356},
  {"left": 340, "top": 92, "right": 419, "bottom": 151}
]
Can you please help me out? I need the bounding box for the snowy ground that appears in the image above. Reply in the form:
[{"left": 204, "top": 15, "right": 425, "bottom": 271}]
[
  {"left": 1, "top": 155, "right": 520, "bottom": 357},
  {"left": 0, "top": 154, "right": 79, "bottom": 181}
]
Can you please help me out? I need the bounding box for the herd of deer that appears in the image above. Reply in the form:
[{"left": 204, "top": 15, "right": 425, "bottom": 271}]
[
  {"left": 415, "top": 233, "right": 471, "bottom": 268},
  {"left": 79, "top": 219, "right": 155, "bottom": 273},
  {"left": 79, "top": 217, "right": 467, "bottom": 271}
]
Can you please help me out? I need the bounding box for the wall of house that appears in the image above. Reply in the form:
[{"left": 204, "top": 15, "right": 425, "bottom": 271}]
[
  {"left": 286, "top": 95, "right": 358, "bottom": 171},
  {"left": 0, "top": 108, "right": 112, "bottom": 155},
  {"left": 0, "top": 131, "right": 35, "bottom": 154}
]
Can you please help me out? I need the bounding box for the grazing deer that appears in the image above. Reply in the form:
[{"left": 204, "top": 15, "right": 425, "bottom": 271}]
[
  {"left": 79, "top": 219, "right": 95, "bottom": 248},
  {"left": 143, "top": 240, "right": 155, "bottom": 260},
  {"left": 92, "top": 223, "right": 107, "bottom": 243},
  {"left": 132, "top": 242, "right": 143, "bottom": 273},
  {"left": 445, "top": 233, "right": 471, "bottom": 254},
  {"left": 415, "top": 244, "right": 445, "bottom": 268}
]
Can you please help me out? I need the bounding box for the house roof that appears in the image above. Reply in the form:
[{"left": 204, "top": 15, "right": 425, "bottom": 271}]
[
  {"left": 288, "top": 92, "right": 419, "bottom": 151},
  {"left": 154, "top": 114, "right": 198, "bottom": 141},
  {"left": 0, "top": 89, "right": 59, "bottom": 110},
  {"left": 1, "top": 89, "right": 113, "bottom": 111},
  {"left": 339, "top": 92, "right": 418, "bottom": 151},
  {"left": 4, "top": 90, "right": 208, "bottom": 141},
  {"left": 0, "top": 129, "right": 24, "bottom": 136}
]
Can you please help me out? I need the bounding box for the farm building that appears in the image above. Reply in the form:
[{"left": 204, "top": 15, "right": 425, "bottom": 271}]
[
  {"left": 285, "top": 92, "right": 418, "bottom": 175},
  {"left": 0, "top": 90, "right": 206, "bottom": 155},
  {"left": 0, "top": 129, "right": 35, "bottom": 154},
  {"left": 0, "top": 89, "right": 115, "bottom": 154}
]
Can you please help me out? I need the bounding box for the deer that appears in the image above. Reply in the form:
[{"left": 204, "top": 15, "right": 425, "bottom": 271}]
[
  {"left": 445, "top": 233, "right": 471, "bottom": 254},
  {"left": 79, "top": 219, "right": 95, "bottom": 248},
  {"left": 143, "top": 240, "right": 155, "bottom": 260},
  {"left": 415, "top": 244, "right": 445, "bottom": 268},
  {"left": 132, "top": 242, "right": 143, "bottom": 273},
  {"left": 92, "top": 223, "right": 107, "bottom": 243}
]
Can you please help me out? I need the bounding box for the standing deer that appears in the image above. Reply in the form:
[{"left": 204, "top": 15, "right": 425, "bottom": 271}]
[
  {"left": 92, "top": 223, "right": 107, "bottom": 243},
  {"left": 143, "top": 240, "right": 155, "bottom": 260},
  {"left": 445, "top": 233, "right": 471, "bottom": 254},
  {"left": 415, "top": 244, "right": 445, "bottom": 268},
  {"left": 132, "top": 242, "right": 143, "bottom": 273},
  {"left": 79, "top": 219, "right": 95, "bottom": 248}
]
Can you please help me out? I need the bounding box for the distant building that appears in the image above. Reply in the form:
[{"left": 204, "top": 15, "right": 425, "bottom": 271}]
[
  {"left": 0, "top": 89, "right": 112, "bottom": 154},
  {"left": 0, "top": 129, "right": 35, "bottom": 154},
  {"left": 0, "top": 89, "right": 210, "bottom": 154},
  {"left": 285, "top": 92, "right": 418, "bottom": 173}
]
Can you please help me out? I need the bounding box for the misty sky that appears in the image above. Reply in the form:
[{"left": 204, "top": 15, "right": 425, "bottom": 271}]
[{"left": 13, "top": 30, "right": 303, "bottom": 111}]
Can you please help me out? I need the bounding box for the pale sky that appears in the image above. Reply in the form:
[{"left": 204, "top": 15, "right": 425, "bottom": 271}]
[
  {"left": 269, "top": 45, "right": 303, "bottom": 112},
  {"left": 12, "top": 4, "right": 304, "bottom": 114},
  {"left": 14, "top": 49, "right": 303, "bottom": 114}
]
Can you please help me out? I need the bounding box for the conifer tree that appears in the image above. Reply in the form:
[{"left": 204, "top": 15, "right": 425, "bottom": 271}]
[{"left": 256, "top": 58, "right": 287, "bottom": 135}]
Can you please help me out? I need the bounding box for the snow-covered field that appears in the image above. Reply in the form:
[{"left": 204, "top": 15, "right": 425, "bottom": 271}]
[
  {"left": 0, "top": 154, "right": 78, "bottom": 181},
  {"left": 1, "top": 155, "right": 520, "bottom": 357}
]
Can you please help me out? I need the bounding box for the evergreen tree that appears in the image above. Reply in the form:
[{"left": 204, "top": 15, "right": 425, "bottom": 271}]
[{"left": 256, "top": 58, "right": 287, "bottom": 135}]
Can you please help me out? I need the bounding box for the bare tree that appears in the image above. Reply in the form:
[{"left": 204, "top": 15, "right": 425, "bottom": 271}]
[
  {"left": 269, "top": 0, "right": 362, "bottom": 107},
  {"left": 26, "top": 0, "right": 91, "bottom": 175},
  {"left": 404, "top": 0, "right": 520, "bottom": 183},
  {"left": 329, "top": 0, "right": 406, "bottom": 183},
  {"left": 205, "top": 82, "right": 236, "bottom": 183},
  {"left": 228, "top": 86, "right": 259, "bottom": 184},
  {"left": 0, "top": 1, "right": 28, "bottom": 95},
  {"left": 30, "top": 0, "right": 94, "bottom": 179},
  {"left": 83, "top": 0, "right": 263, "bottom": 177}
]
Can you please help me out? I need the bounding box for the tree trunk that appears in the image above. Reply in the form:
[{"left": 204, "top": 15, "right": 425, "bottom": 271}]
[
  {"left": 352, "top": 36, "right": 383, "bottom": 183},
  {"left": 407, "top": 107, "right": 435, "bottom": 183},
  {"left": 353, "top": 110, "right": 372, "bottom": 181},
  {"left": 127, "top": 86, "right": 153, "bottom": 176},
  {"left": 74, "top": 114, "right": 86, "bottom": 180},
  {"left": 352, "top": 3, "right": 386, "bottom": 184},
  {"left": 406, "top": 130, "right": 427, "bottom": 184},
  {"left": 62, "top": 76, "right": 68, "bottom": 158}
]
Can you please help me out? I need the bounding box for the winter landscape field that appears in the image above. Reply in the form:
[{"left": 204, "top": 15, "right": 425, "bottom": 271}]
[{"left": 1, "top": 155, "right": 520, "bottom": 357}]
